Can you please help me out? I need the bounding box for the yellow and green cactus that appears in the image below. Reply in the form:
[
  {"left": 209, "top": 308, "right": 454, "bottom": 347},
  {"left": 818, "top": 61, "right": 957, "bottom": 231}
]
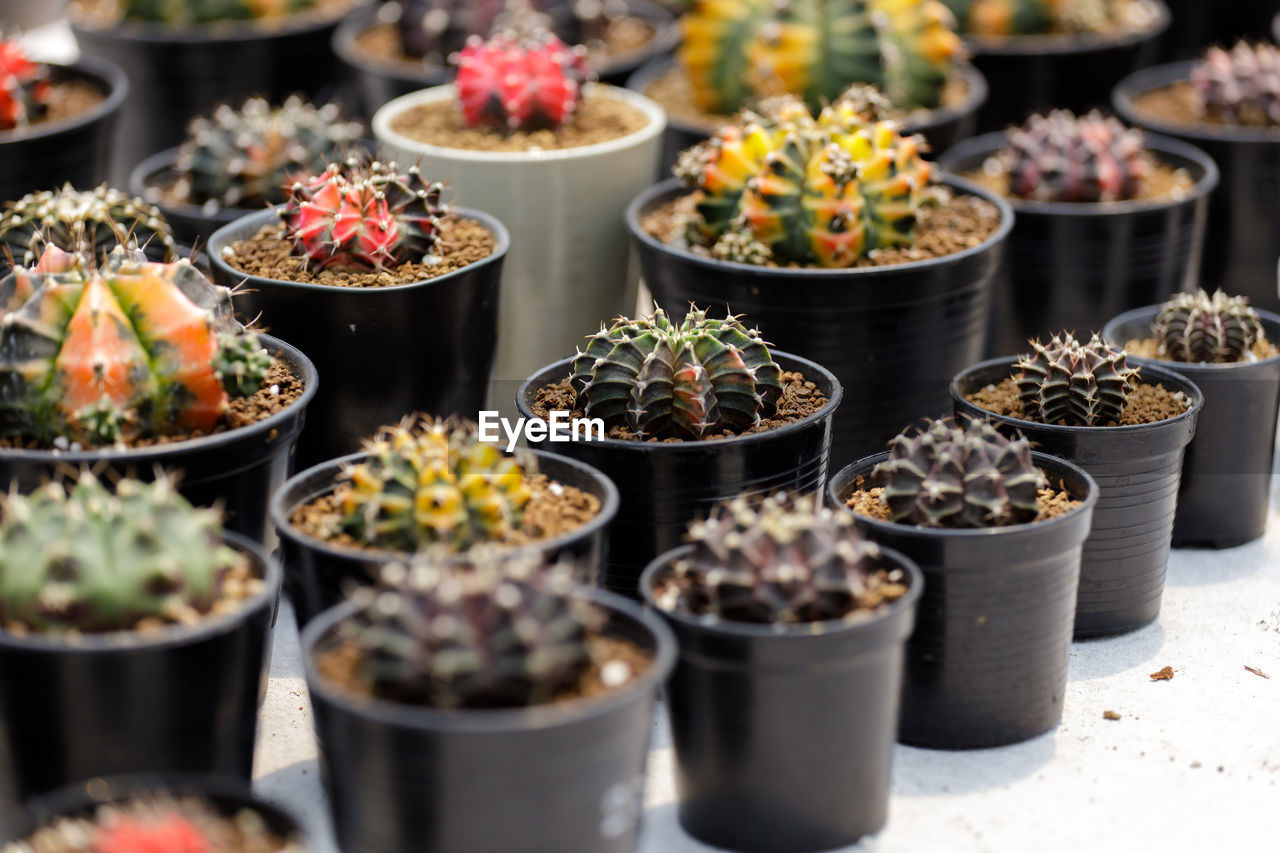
[
  {"left": 122, "top": 0, "right": 315, "bottom": 24},
  {"left": 942, "top": 0, "right": 1121, "bottom": 36},
  {"left": 678, "top": 0, "right": 963, "bottom": 115}
]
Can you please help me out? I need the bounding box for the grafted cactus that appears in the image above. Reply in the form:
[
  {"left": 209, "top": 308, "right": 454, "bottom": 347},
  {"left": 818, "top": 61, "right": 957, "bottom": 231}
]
[
  {"left": 1191, "top": 41, "right": 1280, "bottom": 128},
  {"left": 942, "top": 0, "right": 1121, "bottom": 35},
  {"left": 0, "top": 37, "right": 51, "bottom": 131},
  {"left": 0, "top": 184, "right": 177, "bottom": 267},
  {"left": 1015, "top": 331, "right": 1139, "bottom": 426},
  {"left": 1153, "top": 289, "right": 1265, "bottom": 364},
  {"left": 1005, "top": 110, "right": 1148, "bottom": 203},
  {"left": 875, "top": 417, "right": 1043, "bottom": 527},
  {"left": 122, "top": 0, "right": 315, "bottom": 23},
  {"left": 570, "top": 306, "right": 784, "bottom": 439},
  {"left": 453, "top": 27, "right": 592, "bottom": 131}
]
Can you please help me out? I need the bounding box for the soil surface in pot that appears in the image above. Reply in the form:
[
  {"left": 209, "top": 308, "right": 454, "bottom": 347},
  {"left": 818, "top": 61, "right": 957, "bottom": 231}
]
[
  {"left": 642, "top": 66, "right": 973, "bottom": 134},
  {"left": 843, "top": 476, "right": 1081, "bottom": 524},
  {"left": 3, "top": 75, "right": 105, "bottom": 135},
  {"left": 0, "top": 358, "right": 303, "bottom": 451},
  {"left": 290, "top": 473, "right": 601, "bottom": 553},
  {"left": 642, "top": 187, "right": 1002, "bottom": 269},
  {"left": 960, "top": 153, "right": 1196, "bottom": 203},
  {"left": 221, "top": 218, "right": 495, "bottom": 287},
  {"left": 386, "top": 88, "right": 650, "bottom": 152},
  {"left": 71, "top": 0, "right": 357, "bottom": 30},
  {"left": 530, "top": 370, "right": 828, "bottom": 442},
  {"left": 1131, "top": 81, "right": 1280, "bottom": 131},
  {"left": 1124, "top": 335, "right": 1279, "bottom": 361},
  {"left": 965, "top": 378, "right": 1190, "bottom": 425}
]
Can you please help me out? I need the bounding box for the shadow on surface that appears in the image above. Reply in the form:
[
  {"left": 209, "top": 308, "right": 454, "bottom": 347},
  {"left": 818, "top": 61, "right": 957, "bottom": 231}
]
[
  {"left": 1067, "top": 621, "right": 1166, "bottom": 682},
  {"left": 890, "top": 732, "right": 1056, "bottom": 797}
]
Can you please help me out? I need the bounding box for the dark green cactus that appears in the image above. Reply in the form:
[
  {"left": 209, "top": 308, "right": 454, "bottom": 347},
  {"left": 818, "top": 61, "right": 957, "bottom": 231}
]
[
  {"left": 1015, "top": 331, "right": 1139, "bottom": 426},
  {"left": 1153, "top": 289, "right": 1266, "bottom": 364},
  {"left": 874, "top": 417, "right": 1043, "bottom": 527},
  {"left": 570, "top": 306, "right": 785, "bottom": 439},
  {"left": 0, "top": 184, "right": 177, "bottom": 267}
]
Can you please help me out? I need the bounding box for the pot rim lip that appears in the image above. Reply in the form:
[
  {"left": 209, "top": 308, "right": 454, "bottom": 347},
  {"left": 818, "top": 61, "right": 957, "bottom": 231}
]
[
  {"left": 514, "top": 350, "right": 843, "bottom": 452},
  {"left": 936, "top": 130, "right": 1220, "bottom": 216},
  {"left": 300, "top": 587, "right": 677, "bottom": 731},
  {"left": 370, "top": 83, "right": 667, "bottom": 163},
  {"left": 1102, "top": 305, "right": 1280, "bottom": 370},
  {"left": 0, "top": 55, "right": 128, "bottom": 145},
  {"left": 624, "top": 56, "right": 989, "bottom": 137},
  {"left": 625, "top": 173, "right": 1014, "bottom": 278},
  {"left": 1113, "top": 60, "right": 1280, "bottom": 144},
  {"left": 0, "top": 531, "right": 280, "bottom": 653},
  {"left": 638, "top": 542, "right": 923, "bottom": 639},
  {"left": 0, "top": 333, "right": 317, "bottom": 465},
  {"left": 269, "top": 447, "right": 622, "bottom": 564},
  {"left": 950, "top": 355, "right": 1205, "bottom": 435},
  {"left": 207, "top": 206, "right": 511, "bottom": 293},
  {"left": 68, "top": 0, "right": 369, "bottom": 44},
  {"left": 959, "top": 0, "right": 1169, "bottom": 56},
  {"left": 828, "top": 450, "right": 1101, "bottom": 540}
]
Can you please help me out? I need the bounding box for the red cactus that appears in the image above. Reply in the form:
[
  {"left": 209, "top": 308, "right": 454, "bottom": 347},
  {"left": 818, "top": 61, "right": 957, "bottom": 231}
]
[
  {"left": 453, "top": 31, "right": 590, "bottom": 131},
  {"left": 0, "top": 38, "right": 50, "bottom": 131},
  {"left": 91, "top": 814, "right": 211, "bottom": 853},
  {"left": 281, "top": 159, "right": 446, "bottom": 272}
]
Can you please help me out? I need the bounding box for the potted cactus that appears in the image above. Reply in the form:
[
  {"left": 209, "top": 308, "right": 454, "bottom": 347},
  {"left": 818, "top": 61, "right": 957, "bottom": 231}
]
[
  {"left": 334, "top": 0, "right": 679, "bottom": 118},
  {"left": 951, "top": 331, "right": 1203, "bottom": 638},
  {"left": 938, "top": 108, "right": 1217, "bottom": 355},
  {"left": 628, "top": 93, "right": 1012, "bottom": 468},
  {"left": 272, "top": 414, "right": 620, "bottom": 624},
  {"left": 129, "top": 95, "right": 365, "bottom": 247},
  {"left": 516, "top": 305, "right": 842, "bottom": 596},
  {"left": 68, "top": 0, "right": 373, "bottom": 184},
  {"left": 1103, "top": 291, "right": 1280, "bottom": 548},
  {"left": 1113, "top": 40, "right": 1280, "bottom": 313},
  {"left": 0, "top": 472, "right": 283, "bottom": 810},
  {"left": 208, "top": 155, "right": 508, "bottom": 467},
  {"left": 0, "top": 34, "right": 126, "bottom": 202},
  {"left": 371, "top": 22, "right": 665, "bottom": 387},
  {"left": 640, "top": 493, "right": 921, "bottom": 852},
  {"left": 0, "top": 243, "right": 317, "bottom": 544},
  {"left": 829, "top": 417, "right": 1099, "bottom": 749},
  {"left": 627, "top": 0, "right": 989, "bottom": 172},
  {"left": 302, "top": 552, "right": 676, "bottom": 853},
  {"left": 941, "top": 0, "right": 1169, "bottom": 130},
  {"left": 1161, "top": 1, "right": 1276, "bottom": 60}
]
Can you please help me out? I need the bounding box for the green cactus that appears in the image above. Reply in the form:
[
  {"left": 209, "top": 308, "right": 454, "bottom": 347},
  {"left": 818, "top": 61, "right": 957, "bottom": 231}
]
[
  {"left": 874, "top": 417, "right": 1043, "bottom": 527},
  {"left": 0, "top": 471, "right": 240, "bottom": 633},
  {"left": 1015, "top": 331, "right": 1140, "bottom": 426},
  {"left": 570, "top": 306, "right": 785, "bottom": 439},
  {"left": 123, "top": 0, "right": 316, "bottom": 24},
  {"left": 341, "top": 554, "right": 602, "bottom": 709},
  {"left": 942, "top": 0, "right": 1119, "bottom": 35},
  {"left": 0, "top": 184, "right": 177, "bottom": 268},
  {"left": 1153, "top": 289, "right": 1266, "bottom": 364}
]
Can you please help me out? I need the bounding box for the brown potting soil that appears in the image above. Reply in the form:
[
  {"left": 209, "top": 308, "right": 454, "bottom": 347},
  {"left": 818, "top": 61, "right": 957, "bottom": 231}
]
[
  {"left": 641, "top": 187, "right": 1003, "bottom": 269},
  {"left": 965, "top": 377, "right": 1191, "bottom": 426},
  {"left": 21, "top": 79, "right": 107, "bottom": 130},
  {"left": 290, "top": 472, "right": 601, "bottom": 553},
  {"left": 960, "top": 155, "right": 1197, "bottom": 204},
  {"left": 386, "top": 89, "right": 650, "bottom": 152},
  {"left": 529, "top": 370, "right": 829, "bottom": 442},
  {"left": 844, "top": 480, "right": 1081, "bottom": 525},
  {"left": 71, "top": 0, "right": 356, "bottom": 29},
  {"left": 221, "top": 218, "right": 495, "bottom": 287},
  {"left": 0, "top": 358, "right": 303, "bottom": 452},
  {"left": 1125, "top": 335, "right": 1280, "bottom": 362},
  {"left": 1132, "top": 81, "right": 1280, "bottom": 132},
  {"left": 1150, "top": 665, "right": 1175, "bottom": 680},
  {"left": 316, "top": 631, "right": 652, "bottom": 706},
  {"left": 642, "top": 66, "right": 974, "bottom": 134}
]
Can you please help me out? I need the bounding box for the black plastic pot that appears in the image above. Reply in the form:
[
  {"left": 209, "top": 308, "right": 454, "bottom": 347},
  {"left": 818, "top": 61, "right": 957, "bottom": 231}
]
[
  {"left": 273, "top": 449, "right": 620, "bottom": 625},
  {"left": 627, "top": 58, "right": 988, "bottom": 177},
  {"left": 0, "top": 534, "right": 281, "bottom": 812},
  {"left": 0, "top": 335, "right": 316, "bottom": 547},
  {"left": 0, "top": 56, "right": 126, "bottom": 203},
  {"left": 1103, "top": 306, "right": 1280, "bottom": 548},
  {"left": 952, "top": 357, "right": 1202, "bottom": 638},
  {"left": 640, "top": 544, "right": 921, "bottom": 852},
  {"left": 333, "top": 0, "right": 680, "bottom": 120},
  {"left": 71, "top": 0, "right": 369, "bottom": 185},
  {"left": 209, "top": 208, "right": 506, "bottom": 469},
  {"left": 829, "top": 451, "right": 1098, "bottom": 749},
  {"left": 627, "top": 175, "right": 1011, "bottom": 470},
  {"left": 302, "top": 589, "right": 676, "bottom": 853},
  {"left": 938, "top": 132, "right": 1218, "bottom": 357},
  {"left": 1161, "top": 0, "right": 1277, "bottom": 61},
  {"left": 515, "top": 352, "right": 841, "bottom": 598},
  {"left": 127, "top": 148, "right": 247, "bottom": 249},
  {"left": 1114, "top": 62, "right": 1280, "bottom": 314},
  {"left": 965, "top": 0, "right": 1169, "bottom": 132}
]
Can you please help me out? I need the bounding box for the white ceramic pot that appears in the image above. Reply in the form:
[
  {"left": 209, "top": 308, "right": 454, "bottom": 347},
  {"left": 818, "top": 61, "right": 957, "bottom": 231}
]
[{"left": 372, "top": 83, "right": 666, "bottom": 399}]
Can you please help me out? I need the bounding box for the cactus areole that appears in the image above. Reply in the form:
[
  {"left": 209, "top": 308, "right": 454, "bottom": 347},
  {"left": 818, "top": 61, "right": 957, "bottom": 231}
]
[{"left": 1015, "top": 332, "right": 1140, "bottom": 427}]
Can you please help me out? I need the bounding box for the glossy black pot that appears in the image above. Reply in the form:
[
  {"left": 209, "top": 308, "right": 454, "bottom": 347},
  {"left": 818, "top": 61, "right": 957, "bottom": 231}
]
[
  {"left": 830, "top": 451, "right": 1098, "bottom": 749},
  {"left": 1103, "top": 306, "right": 1280, "bottom": 548},
  {"left": 0, "top": 535, "right": 281, "bottom": 812},
  {"left": 209, "top": 208, "right": 506, "bottom": 469},
  {"left": 627, "top": 175, "right": 1011, "bottom": 469},
  {"left": 938, "top": 131, "right": 1218, "bottom": 357},
  {"left": 1161, "top": 0, "right": 1276, "bottom": 60},
  {"left": 640, "top": 544, "right": 922, "bottom": 852},
  {"left": 952, "top": 357, "right": 1202, "bottom": 638},
  {"left": 515, "top": 352, "right": 841, "bottom": 597}
]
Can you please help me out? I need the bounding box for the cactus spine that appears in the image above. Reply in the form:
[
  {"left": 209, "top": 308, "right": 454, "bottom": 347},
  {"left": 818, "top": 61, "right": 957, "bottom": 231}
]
[
  {"left": 0, "top": 184, "right": 177, "bottom": 268},
  {"left": 1015, "top": 331, "right": 1139, "bottom": 426},
  {"left": 1153, "top": 289, "right": 1266, "bottom": 364}
]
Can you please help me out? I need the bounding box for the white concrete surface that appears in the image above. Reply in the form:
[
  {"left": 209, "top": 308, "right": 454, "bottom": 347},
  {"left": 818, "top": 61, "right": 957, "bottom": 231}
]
[{"left": 254, "top": 477, "right": 1280, "bottom": 853}]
